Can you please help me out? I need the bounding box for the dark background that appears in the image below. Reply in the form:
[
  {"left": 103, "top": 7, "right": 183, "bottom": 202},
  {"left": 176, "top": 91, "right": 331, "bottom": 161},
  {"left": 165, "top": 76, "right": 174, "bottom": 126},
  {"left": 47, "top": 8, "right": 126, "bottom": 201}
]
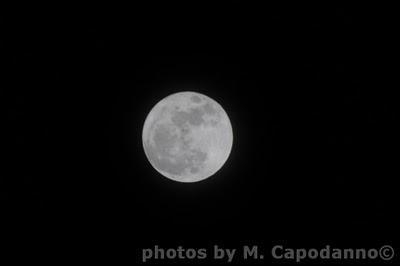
[{"left": 3, "top": 2, "right": 397, "bottom": 265}]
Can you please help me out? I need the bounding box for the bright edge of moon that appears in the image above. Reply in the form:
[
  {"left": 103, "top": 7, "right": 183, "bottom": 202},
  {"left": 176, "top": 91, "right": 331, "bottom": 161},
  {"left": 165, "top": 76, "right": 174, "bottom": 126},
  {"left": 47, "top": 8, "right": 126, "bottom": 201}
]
[{"left": 142, "top": 91, "right": 233, "bottom": 183}]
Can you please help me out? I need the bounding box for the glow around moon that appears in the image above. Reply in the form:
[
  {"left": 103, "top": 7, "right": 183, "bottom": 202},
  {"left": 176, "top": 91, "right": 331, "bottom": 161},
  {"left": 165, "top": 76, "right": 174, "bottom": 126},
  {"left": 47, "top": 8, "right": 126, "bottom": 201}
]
[{"left": 142, "top": 91, "right": 233, "bottom": 183}]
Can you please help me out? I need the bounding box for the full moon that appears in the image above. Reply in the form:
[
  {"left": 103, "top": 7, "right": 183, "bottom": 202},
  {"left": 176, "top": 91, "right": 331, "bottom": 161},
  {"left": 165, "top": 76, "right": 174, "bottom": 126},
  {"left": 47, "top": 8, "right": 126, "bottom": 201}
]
[{"left": 142, "top": 91, "right": 233, "bottom": 183}]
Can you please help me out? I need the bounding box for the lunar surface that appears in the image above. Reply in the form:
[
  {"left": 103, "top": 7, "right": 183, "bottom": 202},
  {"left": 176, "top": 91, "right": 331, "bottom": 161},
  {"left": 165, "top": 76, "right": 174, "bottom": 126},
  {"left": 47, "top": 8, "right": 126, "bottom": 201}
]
[{"left": 142, "top": 91, "right": 233, "bottom": 182}]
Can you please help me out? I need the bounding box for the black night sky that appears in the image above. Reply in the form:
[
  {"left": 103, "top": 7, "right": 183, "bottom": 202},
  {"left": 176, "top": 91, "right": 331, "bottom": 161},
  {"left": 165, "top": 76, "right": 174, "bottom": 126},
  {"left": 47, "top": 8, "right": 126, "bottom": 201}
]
[{"left": 3, "top": 3, "right": 397, "bottom": 265}]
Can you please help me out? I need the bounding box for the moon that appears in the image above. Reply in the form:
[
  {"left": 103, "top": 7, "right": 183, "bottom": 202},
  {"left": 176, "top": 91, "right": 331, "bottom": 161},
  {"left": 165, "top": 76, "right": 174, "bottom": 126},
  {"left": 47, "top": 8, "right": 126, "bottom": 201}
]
[{"left": 142, "top": 91, "right": 233, "bottom": 183}]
